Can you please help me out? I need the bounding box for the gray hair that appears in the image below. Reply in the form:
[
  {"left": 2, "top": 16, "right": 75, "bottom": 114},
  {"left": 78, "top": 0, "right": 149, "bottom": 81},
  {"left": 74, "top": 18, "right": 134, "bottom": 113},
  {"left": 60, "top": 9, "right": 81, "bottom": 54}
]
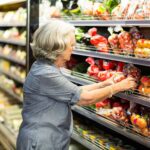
[{"left": 30, "top": 19, "right": 75, "bottom": 62}]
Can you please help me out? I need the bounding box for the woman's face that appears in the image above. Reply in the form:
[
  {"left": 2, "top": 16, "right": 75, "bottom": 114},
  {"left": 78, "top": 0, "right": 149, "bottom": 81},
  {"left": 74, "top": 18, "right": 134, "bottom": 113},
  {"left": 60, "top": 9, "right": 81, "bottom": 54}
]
[
  {"left": 56, "top": 32, "right": 76, "bottom": 67},
  {"left": 63, "top": 32, "right": 76, "bottom": 61}
]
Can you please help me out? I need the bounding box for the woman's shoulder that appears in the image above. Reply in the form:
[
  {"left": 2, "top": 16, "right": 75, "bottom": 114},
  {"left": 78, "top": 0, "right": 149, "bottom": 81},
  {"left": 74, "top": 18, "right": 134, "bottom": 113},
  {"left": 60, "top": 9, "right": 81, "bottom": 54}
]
[{"left": 30, "top": 60, "right": 61, "bottom": 77}]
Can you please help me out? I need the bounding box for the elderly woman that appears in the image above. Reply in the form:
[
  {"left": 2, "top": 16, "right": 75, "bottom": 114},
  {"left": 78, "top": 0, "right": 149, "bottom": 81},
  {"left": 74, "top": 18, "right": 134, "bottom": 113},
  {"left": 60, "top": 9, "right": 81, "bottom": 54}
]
[{"left": 17, "top": 19, "right": 136, "bottom": 150}]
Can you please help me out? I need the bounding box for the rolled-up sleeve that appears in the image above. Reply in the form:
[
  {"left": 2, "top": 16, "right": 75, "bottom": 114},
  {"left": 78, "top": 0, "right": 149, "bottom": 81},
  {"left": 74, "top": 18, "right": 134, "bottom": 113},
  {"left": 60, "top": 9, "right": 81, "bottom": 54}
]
[{"left": 39, "top": 72, "right": 82, "bottom": 105}]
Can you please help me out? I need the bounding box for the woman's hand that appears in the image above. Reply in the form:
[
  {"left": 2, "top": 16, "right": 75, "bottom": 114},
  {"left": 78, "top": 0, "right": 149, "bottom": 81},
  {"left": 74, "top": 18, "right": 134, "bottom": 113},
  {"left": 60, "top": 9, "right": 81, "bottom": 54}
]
[
  {"left": 116, "top": 76, "right": 137, "bottom": 91},
  {"left": 105, "top": 72, "right": 125, "bottom": 85}
]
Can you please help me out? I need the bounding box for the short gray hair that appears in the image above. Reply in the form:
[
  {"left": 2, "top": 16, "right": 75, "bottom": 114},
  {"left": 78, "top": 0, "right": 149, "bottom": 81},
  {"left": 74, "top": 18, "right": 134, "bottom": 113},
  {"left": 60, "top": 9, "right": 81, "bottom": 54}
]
[{"left": 30, "top": 19, "right": 75, "bottom": 62}]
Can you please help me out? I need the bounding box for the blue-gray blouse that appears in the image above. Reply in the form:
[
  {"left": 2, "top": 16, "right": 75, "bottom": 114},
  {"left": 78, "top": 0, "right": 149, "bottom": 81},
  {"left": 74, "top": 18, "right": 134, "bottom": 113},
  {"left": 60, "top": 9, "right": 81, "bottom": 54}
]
[{"left": 16, "top": 59, "right": 82, "bottom": 150}]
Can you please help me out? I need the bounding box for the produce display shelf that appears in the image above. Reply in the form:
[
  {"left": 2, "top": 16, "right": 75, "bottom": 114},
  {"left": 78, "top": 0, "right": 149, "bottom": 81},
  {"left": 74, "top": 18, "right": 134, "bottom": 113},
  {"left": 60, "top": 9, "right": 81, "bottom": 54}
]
[
  {"left": 0, "top": 69, "right": 25, "bottom": 84},
  {"left": 0, "top": 23, "right": 26, "bottom": 27},
  {"left": 0, "top": 0, "right": 26, "bottom": 7},
  {"left": 0, "top": 54, "right": 26, "bottom": 66},
  {"left": 0, "top": 123, "right": 16, "bottom": 150},
  {"left": 68, "top": 20, "right": 150, "bottom": 27},
  {"left": 62, "top": 69, "right": 150, "bottom": 108},
  {"left": 0, "top": 85, "right": 23, "bottom": 103},
  {"left": 72, "top": 131, "right": 104, "bottom": 150},
  {"left": 0, "top": 38, "right": 26, "bottom": 46},
  {"left": 72, "top": 105, "right": 150, "bottom": 148},
  {"left": 73, "top": 49, "right": 150, "bottom": 67}
]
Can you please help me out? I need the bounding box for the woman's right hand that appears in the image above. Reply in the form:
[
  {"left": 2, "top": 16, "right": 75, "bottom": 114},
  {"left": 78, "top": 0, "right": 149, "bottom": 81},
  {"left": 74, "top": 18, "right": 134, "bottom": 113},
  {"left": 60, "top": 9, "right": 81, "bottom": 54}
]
[{"left": 116, "top": 76, "right": 137, "bottom": 91}]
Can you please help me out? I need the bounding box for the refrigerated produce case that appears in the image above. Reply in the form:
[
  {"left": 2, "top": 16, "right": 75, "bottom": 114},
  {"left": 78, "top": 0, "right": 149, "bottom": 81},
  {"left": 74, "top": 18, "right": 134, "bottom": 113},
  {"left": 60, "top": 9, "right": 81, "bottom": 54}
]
[
  {"left": 0, "top": 0, "right": 27, "bottom": 149},
  {"left": 26, "top": 0, "right": 150, "bottom": 149}
]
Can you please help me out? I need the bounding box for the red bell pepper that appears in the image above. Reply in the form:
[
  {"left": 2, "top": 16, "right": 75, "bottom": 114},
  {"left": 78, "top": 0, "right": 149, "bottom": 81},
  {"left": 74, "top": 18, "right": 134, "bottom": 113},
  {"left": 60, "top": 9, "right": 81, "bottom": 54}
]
[
  {"left": 88, "top": 27, "right": 97, "bottom": 36},
  {"left": 90, "top": 35, "right": 108, "bottom": 46},
  {"left": 102, "top": 60, "right": 116, "bottom": 70},
  {"left": 85, "top": 57, "right": 95, "bottom": 65},
  {"left": 96, "top": 99, "right": 110, "bottom": 108}
]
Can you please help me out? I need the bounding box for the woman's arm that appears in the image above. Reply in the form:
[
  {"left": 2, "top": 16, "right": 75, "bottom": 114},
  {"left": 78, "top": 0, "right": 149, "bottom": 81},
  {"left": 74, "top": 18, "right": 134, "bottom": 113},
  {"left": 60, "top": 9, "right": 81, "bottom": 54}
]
[
  {"left": 81, "top": 78, "right": 114, "bottom": 91},
  {"left": 81, "top": 80, "right": 112, "bottom": 91},
  {"left": 77, "top": 77, "right": 136, "bottom": 106},
  {"left": 81, "top": 75, "right": 116, "bottom": 91}
]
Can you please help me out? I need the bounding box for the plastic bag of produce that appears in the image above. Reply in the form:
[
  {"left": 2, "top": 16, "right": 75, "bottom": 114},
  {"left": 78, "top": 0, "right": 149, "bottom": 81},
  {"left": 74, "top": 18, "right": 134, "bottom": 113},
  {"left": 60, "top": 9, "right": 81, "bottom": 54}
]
[
  {"left": 93, "top": 2, "right": 110, "bottom": 20},
  {"left": 133, "top": 0, "right": 145, "bottom": 20},
  {"left": 119, "top": 0, "right": 130, "bottom": 19},
  {"left": 108, "top": 27, "right": 121, "bottom": 54},
  {"left": 117, "top": 27, "right": 134, "bottom": 55},
  {"left": 78, "top": 0, "right": 94, "bottom": 16},
  {"left": 129, "top": 27, "right": 143, "bottom": 48},
  {"left": 123, "top": 64, "right": 141, "bottom": 80},
  {"left": 126, "top": 0, "right": 139, "bottom": 19}
]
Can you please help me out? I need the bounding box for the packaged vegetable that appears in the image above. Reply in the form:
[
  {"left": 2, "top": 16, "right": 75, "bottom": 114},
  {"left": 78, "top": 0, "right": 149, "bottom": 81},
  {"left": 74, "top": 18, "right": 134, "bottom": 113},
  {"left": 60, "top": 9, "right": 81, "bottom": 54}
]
[
  {"left": 108, "top": 27, "right": 120, "bottom": 54},
  {"left": 118, "top": 30, "right": 134, "bottom": 55}
]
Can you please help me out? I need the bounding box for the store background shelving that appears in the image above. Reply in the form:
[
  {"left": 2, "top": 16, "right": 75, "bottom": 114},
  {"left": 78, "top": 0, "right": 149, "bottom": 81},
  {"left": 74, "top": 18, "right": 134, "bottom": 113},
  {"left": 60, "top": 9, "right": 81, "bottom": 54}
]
[
  {"left": 73, "top": 48, "right": 150, "bottom": 67},
  {"left": 0, "top": 0, "right": 26, "bottom": 149},
  {"left": 0, "top": 39, "right": 26, "bottom": 46},
  {"left": 61, "top": 68, "right": 150, "bottom": 108},
  {"left": 41, "top": 0, "right": 150, "bottom": 149},
  {"left": 68, "top": 20, "right": 150, "bottom": 27}
]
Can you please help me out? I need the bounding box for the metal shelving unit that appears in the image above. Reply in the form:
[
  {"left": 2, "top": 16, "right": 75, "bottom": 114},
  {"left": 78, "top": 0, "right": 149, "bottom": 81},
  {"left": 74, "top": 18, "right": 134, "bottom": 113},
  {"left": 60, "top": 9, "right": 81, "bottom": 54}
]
[
  {"left": 0, "top": 85, "right": 23, "bottom": 103},
  {"left": 0, "top": 39, "right": 26, "bottom": 46},
  {"left": 0, "top": 0, "right": 26, "bottom": 149},
  {"left": 27, "top": 1, "right": 150, "bottom": 149},
  {"left": 0, "top": 69, "right": 24, "bottom": 84},
  {"left": 73, "top": 49, "right": 150, "bottom": 67},
  {"left": 62, "top": 68, "right": 150, "bottom": 108},
  {"left": 0, "top": 54, "right": 26, "bottom": 66},
  {"left": 68, "top": 20, "right": 150, "bottom": 27},
  {"left": 0, "top": 123, "right": 16, "bottom": 150},
  {"left": 72, "top": 105, "right": 150, "bottom": 148},
  {"left": 72, "top": 131, "right": 104, "bottom": 150},
  {"left": 0, "top": 23, "right": 26, "bottom": 27}
]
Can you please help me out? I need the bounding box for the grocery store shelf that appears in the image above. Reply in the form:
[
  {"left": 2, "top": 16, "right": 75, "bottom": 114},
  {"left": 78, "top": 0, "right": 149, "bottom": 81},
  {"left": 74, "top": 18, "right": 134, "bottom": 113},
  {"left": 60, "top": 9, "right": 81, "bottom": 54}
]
[
  {"left": 0, "top": 23, "right": 26, "bottom": 27},
  {"left": 68, "top": 20, "right": 150, "bottom": 27},
  {"left": 73, "top": 49, "right": 150, "bottom": 67},
  {"left": 0, "top": 54, "right": 26, "bottom": 66},
  {"left": 62, "top": 69, "right": 150, "bottom": 108},
  {"left": 72, "top": 131, "right": 104, "bottom": 150},
  {"left": 116, "top": 92, "right": 150, "bottom": 108},
  {"left": 0, "top": 85, "right": 23, "bottom": 103},
  {"left": 0, "top": 0, "right": 26, "bottom": 7},
  {"left": 0, "top": 38, "right": 26, "bottom": 46},
  {"left": 0, "top": 69, "right": 25, "bottom": 84},
  {"left": 72, "top": 105, "right": 150, "bottom": 148},
  {"left": 0, "top": 123, "right": 16, "bottom": 150}
]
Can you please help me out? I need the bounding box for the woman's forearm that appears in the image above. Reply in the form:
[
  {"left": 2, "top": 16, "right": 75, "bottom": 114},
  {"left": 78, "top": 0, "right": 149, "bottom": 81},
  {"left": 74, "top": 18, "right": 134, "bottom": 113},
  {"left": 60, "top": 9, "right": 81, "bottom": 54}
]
[
  {"left": 77, "top": 76, "right": 136, "bottom": 106},
  {"left": 81, "top": 80, "right": 112, "bottom": 91},
  {"left": 78, "top": 84, "right": 121, "bottom": 106}
]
